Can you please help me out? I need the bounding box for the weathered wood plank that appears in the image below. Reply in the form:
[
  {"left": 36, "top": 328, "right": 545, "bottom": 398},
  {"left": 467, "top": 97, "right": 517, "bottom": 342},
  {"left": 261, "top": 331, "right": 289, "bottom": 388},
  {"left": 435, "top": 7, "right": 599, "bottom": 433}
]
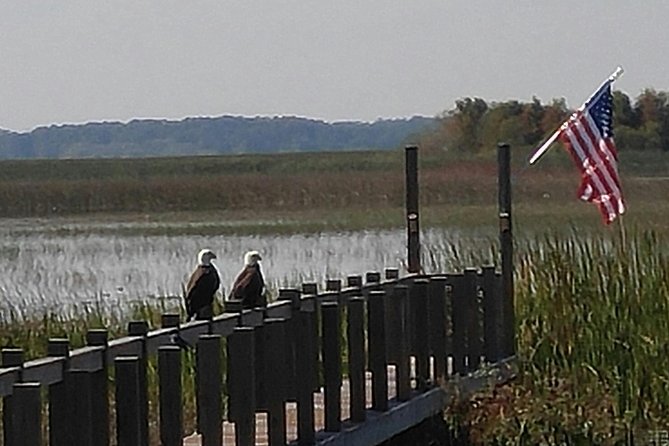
[
  {"left": 0, "top": 367, "right": 20, "bottom": 397},
  {"left": 311, "top": 357, "right": 517, "bottom": 446},
  {"left": 69, "top": 346, "right": 104, "bottom": 372}
]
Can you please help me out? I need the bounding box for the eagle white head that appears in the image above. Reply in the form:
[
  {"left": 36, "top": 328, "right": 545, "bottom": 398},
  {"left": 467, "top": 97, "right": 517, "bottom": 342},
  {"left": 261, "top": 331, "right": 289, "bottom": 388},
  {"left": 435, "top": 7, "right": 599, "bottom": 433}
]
[
  {"left": 198, "top": 249, "right": 217, "bottom": 266},
  {"left": 244, "top": 250, "right": 262, "bottom": 266}
]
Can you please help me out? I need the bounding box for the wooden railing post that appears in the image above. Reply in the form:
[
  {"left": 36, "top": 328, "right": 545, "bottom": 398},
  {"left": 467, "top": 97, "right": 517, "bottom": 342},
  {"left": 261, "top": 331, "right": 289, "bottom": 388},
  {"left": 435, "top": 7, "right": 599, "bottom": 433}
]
[
  {"left": 411, "top": 279, "right": 430, "bottom": 391},
  {"left": 404, "top": 278, "right": 416, "bottom": 364},
  {"left": 47, "top": 338, "right": 71, "bottom": 446},
  {"left": 368, "top": 290, "right": 388, "bottom": 411},
  {"left": 428, "top": 276, "right": 448, "bottom": 384},
  {"left": 115, "top": 356, "right": 141, "bottom": 446},
  {"left": 2, "top": 347, "right": 24, "bottom": 446},
  {"left": 481, "top": 266, "right": 502, "bottom": 362},
  {"left": 86, "top": 329, "right": 109, "bottom": 446},
  {"left": 321, "top": 301, "right": 342, "bottom": 431},
  {"left": 498, "top": 142, "right": 515, "bottom": 357},
  {"left": 365, "top": 272, "right": 381, "bottom": 286},
  {"left": 196, "top": 334, "right": 222, "bottom": 446},
  {"left": 325, "top": 279, "right": 341, "bottom": 292},
  {"left": 254, "top": 320, "right": 267, "bottom": 412},
  {"left": 264, "top": 318, "right": 288, "bottom": 446},
  {"left": 347, "top": 275, "right": 363, "bottom": 288},
  {"left": 383, "top": 270, "right": 399, "bottom": 365},
  {"left": 301, "top": 283, "right": 318, "bottom": 295},
  {"left": 278, "top": 288, "right": 301, "bottom": 401},
  {"left": 71, "top": 369, "right": 95, "bottom": 446},
  {"left": 161, "top": 313, "right": 181, "bottom": 329},
  {"left": 224, "top": 299, "right": 243, "bottom": 313},
  {"left": 301, "top": 282, "right": 320, "bottom": 392},
  {"left": 326, "top": 280, "right": 344, "bottom": 307},
  {"left": 347, "top": 296, "right": 366, "bottom": 423},
  {"left": 464, "top": 268, "right": 482, "bottom": 372},
  {"left": 394, "top": 285, "right": 411, "bottom": 401},
  {"left": 227, "top": 327, "right": 256, "bottom": 446},
  {"left": 385, "top": 268, "right": 400, "bottom": 280},
  {"left": 296, "top": 305, "right": 316, "bottom": 445},
  {"left": 385, "top": 282, "right": 400, "bottom": 367},
  {"left": 11, "top": 382, "right": 41, "bottom": 446},
  {"left": 450, "top": 273, "right": 467, "bottom": 375},
  {"left": 158, "top": 345, "right": 182, "bottom": 446},
  {"left": 405, "top": 145, "right": 421, "bottom": 274},
  {"left": 127, "top": 321, "right": 149, "bottom": 446}
]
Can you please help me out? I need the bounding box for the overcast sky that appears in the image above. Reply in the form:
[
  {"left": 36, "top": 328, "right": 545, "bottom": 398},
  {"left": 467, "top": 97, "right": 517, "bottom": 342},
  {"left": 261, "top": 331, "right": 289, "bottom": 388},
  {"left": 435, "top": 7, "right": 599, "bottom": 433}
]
[{"left": 1, "top": 1, "right": 667, "bottom": 132}]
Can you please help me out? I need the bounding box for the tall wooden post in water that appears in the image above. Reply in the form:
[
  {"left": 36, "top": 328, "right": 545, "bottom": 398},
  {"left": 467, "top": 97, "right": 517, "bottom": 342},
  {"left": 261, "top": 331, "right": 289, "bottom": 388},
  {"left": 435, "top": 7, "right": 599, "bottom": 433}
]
[
  {"left": 497, "top": 142, "right": 515, "bottom": 356},
  {"left": 405, "top": 146, "right": 420, "bottom": 274}
]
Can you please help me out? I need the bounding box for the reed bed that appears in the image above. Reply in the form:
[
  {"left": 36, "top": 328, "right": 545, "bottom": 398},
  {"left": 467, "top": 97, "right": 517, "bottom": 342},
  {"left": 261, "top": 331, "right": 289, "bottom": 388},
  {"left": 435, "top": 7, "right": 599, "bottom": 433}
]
[
  {"left": 449, "top": 228, "right": 669, "bottom": 445},
  {"left": 0, "top": 298, "right": 201, "bottom": 439},
  {"left": 1, "top": 150, "right": 667, "bottom": 239}
]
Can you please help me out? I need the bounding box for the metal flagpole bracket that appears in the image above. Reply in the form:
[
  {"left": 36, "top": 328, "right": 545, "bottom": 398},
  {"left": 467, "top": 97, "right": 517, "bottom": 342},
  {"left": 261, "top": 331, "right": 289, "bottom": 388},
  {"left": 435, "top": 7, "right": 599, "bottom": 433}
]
[{"left": 528, "top": 66, "right": 624, "bottom": 165}]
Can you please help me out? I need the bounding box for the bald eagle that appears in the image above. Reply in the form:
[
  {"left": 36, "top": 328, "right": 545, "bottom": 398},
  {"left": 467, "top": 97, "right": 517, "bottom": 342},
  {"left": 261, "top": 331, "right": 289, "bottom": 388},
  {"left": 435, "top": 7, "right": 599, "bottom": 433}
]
[
  {"left": 229, "top": 251, "right": 265, "bottom": 309},
  {"left": 185, "top": 249, "right": 220, "bottom": 322}
]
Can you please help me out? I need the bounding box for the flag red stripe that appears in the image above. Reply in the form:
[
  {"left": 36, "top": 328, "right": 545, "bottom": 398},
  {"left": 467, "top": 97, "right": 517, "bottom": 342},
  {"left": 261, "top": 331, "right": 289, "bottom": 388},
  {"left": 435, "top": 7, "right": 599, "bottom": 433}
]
[
  {"left": 540, "top": 80, "right": 624, "bottom": 224},
  {"left": 580, "top": 113, "right": 622, "bottom": 192},
  {"left": 573, "top": 116, "right": 621, "bottom": 198},
  {"left": 560, "top": 112, "right": 622, "bottom": 223},
  {"left": 565, "top": 120, "right": 616, "bottom": 204}
]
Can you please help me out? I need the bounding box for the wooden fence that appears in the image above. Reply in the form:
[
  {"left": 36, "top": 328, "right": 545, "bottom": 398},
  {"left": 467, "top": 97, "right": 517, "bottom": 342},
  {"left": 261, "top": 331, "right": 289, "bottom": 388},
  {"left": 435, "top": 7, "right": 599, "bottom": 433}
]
[{"left": 0, "top": 266, "right": 514, "bottom": 446}]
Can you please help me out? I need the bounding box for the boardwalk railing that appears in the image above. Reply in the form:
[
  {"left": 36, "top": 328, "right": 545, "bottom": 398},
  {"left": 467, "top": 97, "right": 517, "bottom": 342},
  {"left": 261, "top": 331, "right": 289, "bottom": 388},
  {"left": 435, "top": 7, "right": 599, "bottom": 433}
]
[{"left": 0, "top": 266, "right": 514, "bottom": 446}]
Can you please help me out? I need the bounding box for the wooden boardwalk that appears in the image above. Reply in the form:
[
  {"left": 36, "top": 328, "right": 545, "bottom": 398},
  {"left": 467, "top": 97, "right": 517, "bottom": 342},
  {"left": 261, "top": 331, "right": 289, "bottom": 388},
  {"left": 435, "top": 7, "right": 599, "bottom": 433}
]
[
  {"left": 0, "top": 270, "right": 515, "bottom": 446},
  {"left": 184, "top": 367, "right": 399, "bottom": 446},
  {"left": 182, "top": 357, "right": 517, "bottom": 446}
]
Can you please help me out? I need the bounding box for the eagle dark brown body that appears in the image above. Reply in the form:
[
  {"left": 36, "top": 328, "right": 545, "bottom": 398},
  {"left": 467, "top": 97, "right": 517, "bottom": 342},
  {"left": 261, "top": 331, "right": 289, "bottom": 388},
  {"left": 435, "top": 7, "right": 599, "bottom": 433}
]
[
  {"left": 229, "top": 251, "right": 265, "bottom": 309},
  {"left": 185, "top": 249, "right": 220, "bottom": 321}
]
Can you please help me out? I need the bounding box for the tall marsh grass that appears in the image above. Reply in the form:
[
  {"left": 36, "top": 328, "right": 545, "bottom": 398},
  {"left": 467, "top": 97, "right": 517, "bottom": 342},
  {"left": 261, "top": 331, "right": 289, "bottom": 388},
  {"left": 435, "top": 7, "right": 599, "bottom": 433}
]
[{"left": 451, "top": 228, "right": 669, "bottom": 444}]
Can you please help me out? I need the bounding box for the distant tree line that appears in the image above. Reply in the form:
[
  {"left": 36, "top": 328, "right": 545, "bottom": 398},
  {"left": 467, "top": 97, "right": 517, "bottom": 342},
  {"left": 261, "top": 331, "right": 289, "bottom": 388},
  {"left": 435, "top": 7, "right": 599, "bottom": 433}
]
[
  {"left": 419, "top": 89, "right": 669, "bottom": 153},
  {"left": 3, "top": 90, "right": 667, "bottom": 160},
  {"left": 0, "top": 115, "right": 436, "bottom": 159}
]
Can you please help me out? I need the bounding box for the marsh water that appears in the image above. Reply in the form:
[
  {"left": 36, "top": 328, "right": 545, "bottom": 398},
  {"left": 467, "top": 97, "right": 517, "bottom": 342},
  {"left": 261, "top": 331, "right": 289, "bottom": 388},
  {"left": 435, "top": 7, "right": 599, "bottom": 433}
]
[{"left": 0, "top": 217, "right": 498, "bottom": 317}]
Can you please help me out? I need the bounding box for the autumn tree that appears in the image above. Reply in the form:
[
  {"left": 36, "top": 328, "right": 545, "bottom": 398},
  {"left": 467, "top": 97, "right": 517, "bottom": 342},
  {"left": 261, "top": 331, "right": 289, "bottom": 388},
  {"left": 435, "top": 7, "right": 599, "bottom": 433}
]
[
  {"left": 421, "top": 90, "right": 669, "bottom": 154},
  {"left": 442, "top": 97, "right": 489, "bottom": 153}
]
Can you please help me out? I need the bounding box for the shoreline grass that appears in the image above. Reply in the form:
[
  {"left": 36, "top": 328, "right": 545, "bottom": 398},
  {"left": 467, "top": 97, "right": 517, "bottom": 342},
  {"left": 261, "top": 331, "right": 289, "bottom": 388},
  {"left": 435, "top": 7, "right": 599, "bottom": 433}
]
[
  {"left": 1, "top": 150, "right": 667, "bottom": 223},
  {"left": 446, "top": 229, "right": 669, "bottom": 445}
]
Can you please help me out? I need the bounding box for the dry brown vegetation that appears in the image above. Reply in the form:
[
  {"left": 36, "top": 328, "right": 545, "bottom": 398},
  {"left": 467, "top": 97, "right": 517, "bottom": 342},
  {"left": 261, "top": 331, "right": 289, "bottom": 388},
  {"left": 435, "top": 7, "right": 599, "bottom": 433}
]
[{"left": 1, "top": 150, "right": 667, "bottom": 235}]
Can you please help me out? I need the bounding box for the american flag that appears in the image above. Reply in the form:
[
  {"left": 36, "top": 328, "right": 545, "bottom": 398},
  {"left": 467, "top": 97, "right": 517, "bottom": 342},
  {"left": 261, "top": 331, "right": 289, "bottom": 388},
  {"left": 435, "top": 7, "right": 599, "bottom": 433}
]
[{"left": 557, "top": 81, "right": 625, "bottom": 224}]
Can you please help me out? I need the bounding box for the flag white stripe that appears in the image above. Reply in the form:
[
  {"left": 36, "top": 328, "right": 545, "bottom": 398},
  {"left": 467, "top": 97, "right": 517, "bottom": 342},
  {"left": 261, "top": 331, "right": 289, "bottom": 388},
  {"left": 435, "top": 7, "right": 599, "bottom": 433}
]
[
  {"left": 567, "top": 109, "right": 625, "bottom": 219},
  {"left": 563, "top": 126, "right": 617, "bottom": 219},
  {"left": 582, "top": 112, "right": 622, "bottom": 185},
  {"left": 574, "top": 115, "right": 622, "bottom": 198},
  {"left": 581, "top": 117, "right": 625, "bottom": 216}
]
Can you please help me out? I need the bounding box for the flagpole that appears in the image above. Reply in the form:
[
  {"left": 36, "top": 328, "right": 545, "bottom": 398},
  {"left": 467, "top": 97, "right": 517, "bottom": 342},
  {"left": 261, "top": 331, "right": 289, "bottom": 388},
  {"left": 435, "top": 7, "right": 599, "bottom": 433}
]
[{"left": 528, "top": 66, "right": 625, "bottom": 165}]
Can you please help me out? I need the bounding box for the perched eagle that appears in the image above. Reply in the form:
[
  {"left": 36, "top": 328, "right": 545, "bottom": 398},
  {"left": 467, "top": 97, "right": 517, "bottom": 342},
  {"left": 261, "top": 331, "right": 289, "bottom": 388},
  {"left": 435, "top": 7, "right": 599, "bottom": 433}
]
[
  {"left": 185, "top": 249, "right": 220, "bottom": 322},
  {"left": 229, "top": 250, "right": 265, "bottom": 309}
]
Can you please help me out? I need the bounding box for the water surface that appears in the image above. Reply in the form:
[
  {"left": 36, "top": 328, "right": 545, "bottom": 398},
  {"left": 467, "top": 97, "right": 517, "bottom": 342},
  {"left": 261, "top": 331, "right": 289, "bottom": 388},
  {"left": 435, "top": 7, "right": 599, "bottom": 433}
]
[{"left": 0, "top": 217, "right": 497, "bottom": 316}]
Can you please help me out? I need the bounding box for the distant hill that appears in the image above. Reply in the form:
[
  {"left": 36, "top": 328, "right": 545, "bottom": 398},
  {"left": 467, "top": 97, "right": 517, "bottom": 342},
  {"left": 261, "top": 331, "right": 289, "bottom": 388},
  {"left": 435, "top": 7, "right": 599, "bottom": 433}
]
[{"left": 0, "top": 115, "right": 436, "bottom": 159}]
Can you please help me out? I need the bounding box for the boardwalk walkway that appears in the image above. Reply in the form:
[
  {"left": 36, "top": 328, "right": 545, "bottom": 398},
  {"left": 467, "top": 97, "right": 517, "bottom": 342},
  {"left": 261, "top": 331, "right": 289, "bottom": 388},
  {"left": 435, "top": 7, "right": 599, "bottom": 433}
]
[
  {"left": 184, "top": 368, "right": 398, "bottom": 446},
  {"left": 182, "top": 358, "right": 516, "bottom": 446}
]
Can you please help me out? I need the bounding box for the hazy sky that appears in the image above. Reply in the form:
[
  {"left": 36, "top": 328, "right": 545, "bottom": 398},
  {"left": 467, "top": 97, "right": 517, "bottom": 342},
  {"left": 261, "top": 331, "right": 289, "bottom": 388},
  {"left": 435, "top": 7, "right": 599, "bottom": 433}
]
[{"left": 1, "top": 1, "right": 667, "bottom": 132}]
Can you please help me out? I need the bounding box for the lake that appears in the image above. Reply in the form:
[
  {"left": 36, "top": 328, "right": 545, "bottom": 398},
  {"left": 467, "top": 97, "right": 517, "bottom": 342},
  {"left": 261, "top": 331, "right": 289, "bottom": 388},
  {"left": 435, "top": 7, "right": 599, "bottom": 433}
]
[{"left": 0, "top": 217, "right": 498, "bottom": 317}]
